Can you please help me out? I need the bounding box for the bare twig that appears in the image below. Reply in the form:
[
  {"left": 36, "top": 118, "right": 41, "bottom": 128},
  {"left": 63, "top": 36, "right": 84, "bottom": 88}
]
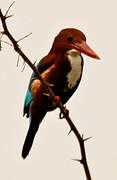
[
  {"left": 5, "top": 15, "right": 14, "bottom": 19},
  {"left": 1, "top": 40, "right": 13, "bottom": 47},
  {"left": 17, "top": 32, "right": 32, "bottom": 43},
  {"left": 21, "top": 62, "right": 26, "bottom": 72},
  {"left": 5, "top": 1, "right": 15, "bottom": 17},
  {"left": 0, "top": 40, "right": 1, "bottom": 50},
  {"left": 16, "top": 54, "right": 20, "bottom": 67},
  {"left": 0, "top": 6, "right": 92, "bottom": 180}
]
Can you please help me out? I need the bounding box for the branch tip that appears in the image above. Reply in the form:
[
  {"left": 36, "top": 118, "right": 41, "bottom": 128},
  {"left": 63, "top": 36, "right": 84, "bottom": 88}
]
[
  {"left": 5, "top": 1, "right": 15, "bottom": 17},
  {"left": 21, "top": 63, "right": 26, "bottom": 72}
]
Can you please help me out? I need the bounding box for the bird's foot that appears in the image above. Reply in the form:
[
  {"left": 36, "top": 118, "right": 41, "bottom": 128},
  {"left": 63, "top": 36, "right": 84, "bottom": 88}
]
[
  {"left": 59, "top": 108, "right": 69, "bottom": 119},
  {"left": 52, "top": 96, "right": 61, "bottom": 107},
  {"left": 46, "top": 82, "right": 54, "bottom": 87}
]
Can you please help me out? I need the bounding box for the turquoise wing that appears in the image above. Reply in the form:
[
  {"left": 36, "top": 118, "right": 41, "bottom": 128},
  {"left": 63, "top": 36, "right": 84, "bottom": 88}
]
[
  {"left": 23, "top": 55, "right": 55, "bottom": 119},
  {"left": 23, "top": 58, "right": 44, "bottom": 118}
]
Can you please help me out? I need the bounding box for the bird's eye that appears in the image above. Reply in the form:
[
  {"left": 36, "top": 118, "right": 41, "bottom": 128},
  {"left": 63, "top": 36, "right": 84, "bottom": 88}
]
[{"left": 67, "top": 37, "right": 73, "bottom": 42}]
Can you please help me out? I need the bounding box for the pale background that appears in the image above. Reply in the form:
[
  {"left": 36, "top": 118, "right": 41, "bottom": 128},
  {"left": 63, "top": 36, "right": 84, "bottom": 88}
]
[{"left": 0, "top": 0, "right": 117, "bottom": 179}]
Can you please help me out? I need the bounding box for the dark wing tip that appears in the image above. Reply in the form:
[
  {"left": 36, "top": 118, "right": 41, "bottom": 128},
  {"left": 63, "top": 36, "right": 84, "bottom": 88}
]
[
  {"left": 21, "top": 119, "right": 40, "bottom": 159},
  {"left": 21, "top": 130, "right": 34, "bottom": 159}
]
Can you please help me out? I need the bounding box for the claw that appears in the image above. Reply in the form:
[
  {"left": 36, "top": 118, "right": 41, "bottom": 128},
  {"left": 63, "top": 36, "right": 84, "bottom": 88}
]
[
  {"left": 64, "top": 108, "right": 69, "bottom": 117},
  {"left": 59, "top": 107, "right": 69, "bottom": 119},
  {"left": 46, "top": 82, "right": 54, "bottom": 87},
  {"left": 43, "top": 93, "right": 50, "bottom": 97},
  {"left": 52, "top": 96, "right": 61, "bottom": 107},
  {"left": 59, "top": 112, "right": 64, "bottom": 119},
  {"left": 31, "top": 77, "right": 37, "bottom": 81}
]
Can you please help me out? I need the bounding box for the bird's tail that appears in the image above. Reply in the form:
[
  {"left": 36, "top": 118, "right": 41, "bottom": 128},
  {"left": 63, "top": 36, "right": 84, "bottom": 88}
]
[{"left": 22, "top": 109, "right": 47, "bottom": 159}]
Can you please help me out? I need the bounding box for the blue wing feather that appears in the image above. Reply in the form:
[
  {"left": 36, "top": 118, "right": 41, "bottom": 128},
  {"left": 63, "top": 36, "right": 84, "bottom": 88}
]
[
  {"left": 23, "top": 55, "right": 54, "bottom": 119},
  {"left": 23, "top": 58, "right": 44, "bottom": 118}
]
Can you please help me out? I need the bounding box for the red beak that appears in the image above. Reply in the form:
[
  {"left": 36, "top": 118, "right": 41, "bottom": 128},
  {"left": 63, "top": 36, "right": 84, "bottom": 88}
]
[{"left": 73, "top": 41, "right": 100, "bottom": 59}]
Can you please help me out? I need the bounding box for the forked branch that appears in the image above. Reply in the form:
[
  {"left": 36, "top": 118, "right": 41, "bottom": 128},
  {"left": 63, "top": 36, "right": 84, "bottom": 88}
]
[{"left": 0, "top": 5, "right": 92, "bottom": 180}]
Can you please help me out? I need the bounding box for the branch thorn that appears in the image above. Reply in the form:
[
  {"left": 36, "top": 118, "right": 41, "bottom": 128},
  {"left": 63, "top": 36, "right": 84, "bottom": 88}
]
[
  {"left": 6, "top": 14, "right": 14, "bottom": 19},
  {"left": 0, "top": 31, "right": 4, "bottom": 35},
  {"left": 68, "top": 129, "right": 72, "bottom": 135},
  {"left": 0, "top": 40, "right": 1, "bottom": 51},
  {"left": 72, "top": 158, "right": 83, "bottom": 164},
  {"left": 33, "top": 60, "right": 37, "bottom": 66},
  {"left": 83, "top": 136, "right": 93, "bottom": 142}
]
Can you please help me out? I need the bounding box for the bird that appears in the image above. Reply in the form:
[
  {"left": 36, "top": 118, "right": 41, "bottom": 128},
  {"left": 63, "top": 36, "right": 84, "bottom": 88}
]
[{"left": 22, "top": 28, "right": 100, "bottom": 159}]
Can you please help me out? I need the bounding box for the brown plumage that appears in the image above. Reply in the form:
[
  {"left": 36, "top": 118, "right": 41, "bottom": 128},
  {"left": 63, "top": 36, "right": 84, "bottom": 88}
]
[{"left": 22, "top": 28, "right": 100, "bottom": 159}]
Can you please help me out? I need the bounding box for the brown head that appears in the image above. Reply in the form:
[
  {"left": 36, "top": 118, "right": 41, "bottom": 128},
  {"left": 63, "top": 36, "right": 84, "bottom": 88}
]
[{"left": 50, "top": 28, "right": 100, "bottom": 59}]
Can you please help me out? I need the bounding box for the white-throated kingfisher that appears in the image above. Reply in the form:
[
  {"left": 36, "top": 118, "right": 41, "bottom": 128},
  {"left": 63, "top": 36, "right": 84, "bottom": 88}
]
[{"left": 22, "top": 28, "right": 100, "bottom": 159}]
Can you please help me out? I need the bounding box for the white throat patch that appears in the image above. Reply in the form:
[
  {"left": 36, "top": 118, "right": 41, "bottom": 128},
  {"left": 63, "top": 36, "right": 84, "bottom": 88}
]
[{"left": 66, "top": 49, "right": 82, "bottom": 89}]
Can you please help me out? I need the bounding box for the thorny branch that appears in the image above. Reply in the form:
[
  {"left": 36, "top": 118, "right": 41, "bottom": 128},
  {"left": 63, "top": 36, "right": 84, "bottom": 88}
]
[{"left": 0, "top": 4, "right": 92, "bottom": 180}]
